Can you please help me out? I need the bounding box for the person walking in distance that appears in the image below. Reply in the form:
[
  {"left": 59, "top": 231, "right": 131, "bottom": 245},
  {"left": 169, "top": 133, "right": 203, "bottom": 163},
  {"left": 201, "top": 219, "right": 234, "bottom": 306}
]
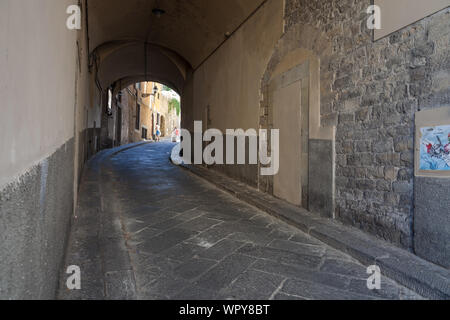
[{"left": 156, "top": 125, "right": 161, "bottom": 142}]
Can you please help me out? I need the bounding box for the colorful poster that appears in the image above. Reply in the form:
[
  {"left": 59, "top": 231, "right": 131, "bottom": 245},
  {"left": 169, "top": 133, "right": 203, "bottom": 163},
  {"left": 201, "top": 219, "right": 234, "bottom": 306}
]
[{"left": 420, "top": 125, "right": 450, "bottom": 171}]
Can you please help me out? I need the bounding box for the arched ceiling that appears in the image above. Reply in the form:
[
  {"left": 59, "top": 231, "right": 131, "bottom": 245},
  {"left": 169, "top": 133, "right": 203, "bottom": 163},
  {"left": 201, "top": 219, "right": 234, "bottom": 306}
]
[
  {"left": 87, "top": 0, "right": 266, "bottom": 69},
  {"left": 96, "top": 42, "right": 187, "bottom": 94}
]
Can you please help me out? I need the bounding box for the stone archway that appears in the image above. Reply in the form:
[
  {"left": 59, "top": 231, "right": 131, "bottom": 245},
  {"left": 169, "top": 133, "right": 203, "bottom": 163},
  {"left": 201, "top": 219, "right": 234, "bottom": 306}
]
[{"left": 259, "top": 24, "right": 336, "bottom": 218}]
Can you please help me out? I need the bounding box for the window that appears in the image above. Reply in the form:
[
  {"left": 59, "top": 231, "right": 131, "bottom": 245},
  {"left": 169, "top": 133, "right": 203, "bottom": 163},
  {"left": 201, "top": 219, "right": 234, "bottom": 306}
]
[
  {"left": 142, "top": 127, "right": 148, "bottom": 140},
  {"left": 135, "top": 104, "right": 141, "bottom": 130}
]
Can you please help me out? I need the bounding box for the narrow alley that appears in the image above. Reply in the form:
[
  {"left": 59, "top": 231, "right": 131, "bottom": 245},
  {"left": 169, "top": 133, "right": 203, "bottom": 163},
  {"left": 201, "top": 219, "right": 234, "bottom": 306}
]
[
  {"left": 1, "top": 0, "right": 450, "bottom": 304},
  {"left": 59, "top": 142, "right": 420, "bottom": 300}
]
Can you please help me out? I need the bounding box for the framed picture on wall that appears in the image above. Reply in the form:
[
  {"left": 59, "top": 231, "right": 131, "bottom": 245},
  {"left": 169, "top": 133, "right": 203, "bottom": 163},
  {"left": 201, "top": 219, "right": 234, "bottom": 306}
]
[
  {"left": 415, "top": 107, "right": 450, "bottom": 177},
  {"left": 419, "top": 125, "right": 450, "bottom": 171}
]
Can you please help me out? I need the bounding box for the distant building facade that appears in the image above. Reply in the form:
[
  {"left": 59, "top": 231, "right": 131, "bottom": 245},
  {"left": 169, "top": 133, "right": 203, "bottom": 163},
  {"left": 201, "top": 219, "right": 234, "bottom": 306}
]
[{"left": 104, "top": 82, "right": 181, "bottom": 147}]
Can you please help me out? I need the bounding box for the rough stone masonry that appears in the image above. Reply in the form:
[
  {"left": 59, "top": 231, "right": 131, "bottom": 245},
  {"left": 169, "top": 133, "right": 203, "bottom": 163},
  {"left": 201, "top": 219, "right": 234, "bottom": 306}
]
[{"left": 285, "top": 0, "right": 450, "bottom": 251}]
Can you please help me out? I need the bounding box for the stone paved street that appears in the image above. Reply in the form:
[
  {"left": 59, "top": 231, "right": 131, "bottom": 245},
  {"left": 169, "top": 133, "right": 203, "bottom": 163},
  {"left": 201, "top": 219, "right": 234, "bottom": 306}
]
[{"left": 59, "top": 142, "right": 422, "bottom": 300}]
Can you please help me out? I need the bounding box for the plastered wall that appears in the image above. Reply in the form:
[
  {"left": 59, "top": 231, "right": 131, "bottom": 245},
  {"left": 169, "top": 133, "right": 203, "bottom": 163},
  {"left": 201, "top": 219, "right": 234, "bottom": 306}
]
[
  {"left": 0, "top": 0, "right": 79, "bottom": 189},
  {"left": 191, "top": 0, "right": 284, "bottom": 133}
]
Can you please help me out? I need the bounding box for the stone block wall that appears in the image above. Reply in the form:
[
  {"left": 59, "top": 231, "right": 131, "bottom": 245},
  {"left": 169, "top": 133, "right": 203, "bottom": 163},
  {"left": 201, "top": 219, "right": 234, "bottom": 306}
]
[{"left": 285, "top": 0, "right": 450, "bottom": 249}]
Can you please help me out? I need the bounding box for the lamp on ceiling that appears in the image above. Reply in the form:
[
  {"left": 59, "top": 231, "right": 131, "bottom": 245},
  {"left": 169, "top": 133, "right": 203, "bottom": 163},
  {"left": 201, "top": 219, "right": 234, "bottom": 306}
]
[{"left": 152, "top": 8, "right": 165, "bottom": 18}]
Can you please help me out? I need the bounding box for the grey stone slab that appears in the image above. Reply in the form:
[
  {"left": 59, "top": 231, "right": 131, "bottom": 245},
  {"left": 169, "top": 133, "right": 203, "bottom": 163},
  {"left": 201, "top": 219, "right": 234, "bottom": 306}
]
[
  {"left": 105, "top": 270, "right": 137, "bottom": 300},
  {"left": 165, "top": 201, "right": 201, "bottom": 214},
  {"left": 178, "top": 216, "right": 223, "bottom": 232},
  {"left": 267, "top": 228, "right": 292, "bottom": 240},
  {"left": 137, "top": 228, "right": 199, "bottom": 254},
  {"left": 195, "top": 254, "right": 255, "bottom": 291},
  {"left": 173, "top": 285, "right": 220, "bottom": 300},
  {"left": 282, "top": 279, "right": 376, "bottom": 300},
  {"left": 140, "top": 274, "right": 191, "bottom": 299},
  {"left": 174, "top": 258, "right": 218, "bottom": 280},
  {"left": 203, "top": 210, "right": 244, "bottom": 222},
  {"left": 149, "top": 217, "right": 186, "bottom": 231},
  {"left": 133, "top": 266, "right": 162, "bottom": 288},
  {"left": 221, "top": 270, "right": 285, "bottom": 300},
  {"left": 197, "top": 239, "right": 246, "bottom": 261},
  {"left": 65, "top": 236, "right": 101, "bottom": 262},
  {"left": 101, "top": 238, "right": 133, "bottom": 273},
  {"left": 273, "top": 292, "right": 307, "bottom": 300},
  {"left": 414, "top": 176, "right": 450, "bottom": 269},
  {"left": 130, "top": 227, "right": 164, "bottom": 241},
  {"left": 161, "top": 242, "right": 206, "bottom": 262},
  {"left": 126, "top": 205, "right": 163, "bottom": 218},
  {"left": 175, "top": 208, "right": 208, "bottom": 221},
  {"left": 345, "top": 278, "right": 406, "bottom": 300},
  {"left": 289, "top": 233, "right": 323, "bottom": 246},
  {"left": 186, "top": 225, "right": 235, "bottom": 248},
  {"left": 251, "top": 259, "right": 351, "bottom": 290},
  {"left": 320, "top": 258, "right": 368, "bottom": 279},
  {"left": 228, "top": 232, "right": 274, "bottom": 246},
  {"left": 238, "top": 244, "right": 322, "bottom": 269},
  {"left": 136, "top": 209, "right": 180, "bottom": 224},
  {"left": 308, "top": 139, "right": 334, "bottom": 218},
  {"left": 268, "top": 239, "right": 326, "bottom": 257}
]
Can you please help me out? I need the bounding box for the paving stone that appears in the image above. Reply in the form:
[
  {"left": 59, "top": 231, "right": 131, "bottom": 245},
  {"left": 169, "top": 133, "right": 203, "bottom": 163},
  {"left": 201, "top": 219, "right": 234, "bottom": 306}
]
[
  {"left": 251, "top": 259, "right": 351, "bottom": 290},
  {"left": 173, "top": 285, "right": 221, "bottom": 300},
  {"left": 101, "top": 238, "right": 133, "bottom": 272},
  {"left": 203, "top": 210, "right": 244, "bottom": 222},
  {"left": 133, "top": 266, "right": 161, "bottom": 288},
  {"left": 125, "top": 205, "right": 164, "bottom": 219},
  {"left": 149, "top": 217, "right": 186, "bottom": 231},
  {"left": 289, "top": 233, "right": 323, "bottom": 246},
  {"left": 178, "top": 216, "right": 223, "bottom": 232},
  {"left": 137, "top": 228, "right": 199, "bottom": 254},
  {"left": 221, "top": 270, "right": 285, "bottom": 300},
  {"left": 238, "top": 244, "right": 322, "bottom": 269},
  {"left": 105, "top": 270, "right": 137, "bottom": 300},
  {"left": 174, "top": 208, "right": 207, "bottom": 221},
  {"left": 61, "top": 142, "right": 423, "bottom": 300},
  {"left": 197, "top": 239, "right": 246, "bottom": 261},
  {"left": 195, "top": 254, "right": 256, "bottom": 291},
  {"left": 186, "top": 225, "right": 234, "bottom": 248},
  {"left": 140, "top": 274, "right": 191, "bottom": 299},
  {"left": 228, "top": 232, "right": 274, "bottom": 246},
  {"left": 273, "top": 292, "right": 307, "bottom": 300},
  {"left": 136, "top": 209, "right": 180, "bottom": 223},
  {"left": 174, "top": 258, "right": 218, "bottom": 280},
  {"left": 161, "top": 242, "right": 206, "bottom": 262},
  {"left": 346, "top": 278, "right": 402, "bottom": 300},
  {"left": 267, "top": 228, "right": 293, "bottom": 240},
  {"left": 282, "top": 279, "right": 376, "bottom": 300},
  {"left": 320, "top": 258, "right": 369, "bottom": 279},
  {"left": 268, "top": 239, "right": 326, "bottom": 257}
]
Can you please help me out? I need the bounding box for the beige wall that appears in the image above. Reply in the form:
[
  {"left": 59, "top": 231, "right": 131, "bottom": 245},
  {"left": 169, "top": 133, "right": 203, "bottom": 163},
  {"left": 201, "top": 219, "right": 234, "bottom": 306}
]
[
  {"left": 191, "top": 0, "right": 284, "bottom": 132},
  {"left": 272, "top": 80, "right": 303, "bottom": 205},
  {"left": 375, "top": 0, "right": 450, "bottom": 40},
  {"left": 0, "top": 0, "right": 80, "bottom": 189}
]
